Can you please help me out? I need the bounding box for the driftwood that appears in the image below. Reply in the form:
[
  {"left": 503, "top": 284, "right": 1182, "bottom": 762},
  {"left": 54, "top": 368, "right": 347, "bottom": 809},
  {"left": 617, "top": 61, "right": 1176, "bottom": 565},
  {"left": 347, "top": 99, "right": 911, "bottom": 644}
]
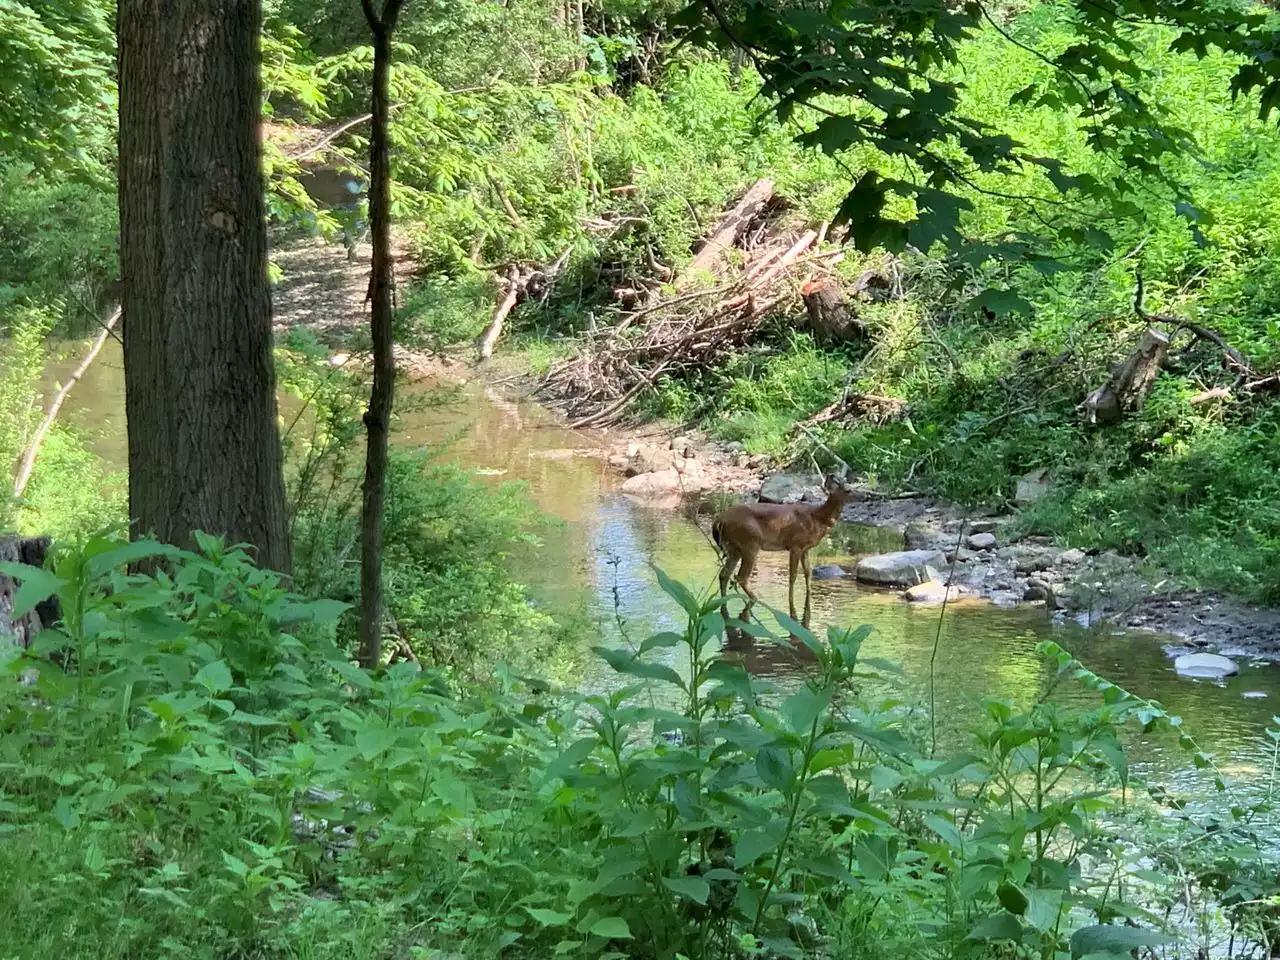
[
  {"left": 683, "top": 178, "right": 775, "bottom": 281},
  {"left": 539, "top": 184, "right": 862, "bottom": 427},
  {"left": 476, "top": 246, "right": 572, "bottom": 361},
  {"left": 1081, "top": 327, "right": 1170, "bottom": 425},
  {"left": 0, "top": 535, "right": 57, "bottom": 650},
  {"left": 13, "top": 307, "right": 122, "bottom": 498}
]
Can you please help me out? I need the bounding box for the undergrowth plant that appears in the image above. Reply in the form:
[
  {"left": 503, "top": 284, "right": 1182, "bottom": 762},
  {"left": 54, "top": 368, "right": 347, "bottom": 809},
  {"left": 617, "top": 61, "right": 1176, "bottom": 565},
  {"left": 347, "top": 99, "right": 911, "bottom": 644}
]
[{"left": 2, "top": 539, "right": 1270, "bottom": 959}]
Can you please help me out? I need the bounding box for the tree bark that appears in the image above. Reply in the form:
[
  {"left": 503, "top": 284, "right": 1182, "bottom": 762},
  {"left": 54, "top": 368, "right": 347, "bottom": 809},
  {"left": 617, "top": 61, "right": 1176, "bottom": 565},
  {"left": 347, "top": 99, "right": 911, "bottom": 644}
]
[
  {"left": 0, "top": 536, "right": 57, "bottom": 650},
  {"left": 117, "top": 0, "right": 290, "bottom": 573},
  {"left": 357, "top": 0, "right": 406, "bottom": 671},
  {"left": 801, "top": 277, "right": 864, "bottom": 343}
]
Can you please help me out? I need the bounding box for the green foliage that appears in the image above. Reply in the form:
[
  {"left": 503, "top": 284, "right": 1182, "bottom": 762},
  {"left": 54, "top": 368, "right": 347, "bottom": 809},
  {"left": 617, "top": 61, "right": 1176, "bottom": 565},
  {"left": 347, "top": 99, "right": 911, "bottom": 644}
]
[
  {"left": 277, "top": 341, "right": 565, "bottom": 676},
  {"left": 683, "top": 0, "right": 1280, "bottom": 260},
  {"left": 0, "top": 164, "right": 118, "bottom": 333},
  {"left": 0, "top": 0, "right": 115, "bottom": 172},
  {"left": 1, "top": 544, "right": 1269, "bottom": 959}
]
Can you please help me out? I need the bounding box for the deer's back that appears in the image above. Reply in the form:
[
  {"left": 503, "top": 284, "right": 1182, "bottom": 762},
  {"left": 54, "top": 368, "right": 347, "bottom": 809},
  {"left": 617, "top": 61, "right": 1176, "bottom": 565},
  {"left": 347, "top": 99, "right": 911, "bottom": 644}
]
[{"left": 718, "top": 502, "right": 829, "bottom": 552}]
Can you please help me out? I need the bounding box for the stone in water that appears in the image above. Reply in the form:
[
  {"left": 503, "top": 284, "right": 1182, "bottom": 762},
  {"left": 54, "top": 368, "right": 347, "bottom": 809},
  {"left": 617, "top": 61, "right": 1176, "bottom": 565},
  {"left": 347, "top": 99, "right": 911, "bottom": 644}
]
[{"left": 1173, "top": 653, "right": 1238, "bottom": 680}]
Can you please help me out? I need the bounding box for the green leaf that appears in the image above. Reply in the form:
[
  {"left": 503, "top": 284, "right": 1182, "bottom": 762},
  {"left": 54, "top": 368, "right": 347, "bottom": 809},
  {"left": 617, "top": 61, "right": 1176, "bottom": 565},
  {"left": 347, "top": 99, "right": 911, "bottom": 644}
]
[
  {"left": 593, "top": 647, "right": 687, "bottom": 691},
  {"left": 192, "top": 660, "right": 233, "bottom": 695},
  {"left": 589, "top": 917, "right": 633, "bottom": 940},
  {"left": 86, "top": 540, "right": 181, "bottom": 576},
  {"left": 1069, "top": 924, "right": 1170, "bottom": 958},
  {"left": 1025, "top": 889, "right": 1063, "bottom": 932},
  {"left": 854, "top": 834, "right": 896, "bottom": 881},
  {"left": 0, "top": 563, "right": 64, "bottom": 619},
  {"left": 781, "top": 687, "right": 830, "bottom": 735},
  {"left": 638, "top": 632, "right": 684, "bottom": 655},
  {"left": 756, "top": 746, "right": 795, "bottom": 792},
  {"left": 736, "top": 828, "right": 780, "bottom": 867},
  {"left": 329, "top": 659, "right": 374, "bottom": 690},
  {"left": 661, "top": 875, "right": 710, "bottom": 904},
  {"left": 52, "top": 795, "right": 80, "bottom": 832},
  {"left": 968, "top": 913, "right": 1023, "bottom": 942},
  {"left": 651, "top": 565, "right": 700, "bottom": 617},
  {"left": 526, "top": 907, "right": 572, "bottom": 926},
  {"left": 541, "top": 737, "right": 597, "bottom": 785},
  {"left": 923, "top": 813, "right": 963, "bottom": 848},
  {"left": 969, "top": 287, "right": 1032, "bottom": 317},
  {"left": 356, "top": 726, "right": 399, "bottom": 758},
  {"left": 997, "top": 882, "right": 1029, "bottom": 915}
]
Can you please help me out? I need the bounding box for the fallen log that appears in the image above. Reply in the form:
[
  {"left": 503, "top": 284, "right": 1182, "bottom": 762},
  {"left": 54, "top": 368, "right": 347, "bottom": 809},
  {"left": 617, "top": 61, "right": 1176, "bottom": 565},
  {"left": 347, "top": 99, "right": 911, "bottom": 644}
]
[
  {"left": 477, "top": 265, "right": 522, "bottom": 361},
  {"left": 683, "top": 178, "right": 775, "bottom": 282},
  {"left": 13, "top": 307, "right": 122, "bottom": 498},
  {"left": 476, "top": 246, "right": 572, "bottom": 361},
  {"left": 1081, "top": 327, "right": 1169, "bottom": 425}
]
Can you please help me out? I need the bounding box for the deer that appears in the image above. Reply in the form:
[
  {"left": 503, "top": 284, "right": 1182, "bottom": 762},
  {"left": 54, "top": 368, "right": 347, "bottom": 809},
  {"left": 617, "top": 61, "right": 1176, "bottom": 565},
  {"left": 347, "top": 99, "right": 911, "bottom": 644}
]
[{"left": 712, "top": 474, "right": 856, "bottom": 628}]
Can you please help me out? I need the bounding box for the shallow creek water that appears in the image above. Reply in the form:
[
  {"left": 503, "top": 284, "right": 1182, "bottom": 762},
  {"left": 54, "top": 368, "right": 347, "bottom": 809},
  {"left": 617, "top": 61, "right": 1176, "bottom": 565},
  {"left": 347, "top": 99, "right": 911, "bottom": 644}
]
[{"left": 43, "top": 341, "right": 1280, "bottom": 800}]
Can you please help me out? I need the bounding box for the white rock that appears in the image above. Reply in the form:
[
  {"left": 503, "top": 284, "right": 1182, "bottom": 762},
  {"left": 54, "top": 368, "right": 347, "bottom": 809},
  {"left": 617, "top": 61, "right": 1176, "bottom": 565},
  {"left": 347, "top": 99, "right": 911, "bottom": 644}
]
[
  {"left": 905, "top": 580, "right": 952, "bottom": 603},
  {"left": 620, "top": 469, "right": 687, "bottom": 497},
  {"left": 1173, "top": 653, "right": 1239, "bottom": 680}
]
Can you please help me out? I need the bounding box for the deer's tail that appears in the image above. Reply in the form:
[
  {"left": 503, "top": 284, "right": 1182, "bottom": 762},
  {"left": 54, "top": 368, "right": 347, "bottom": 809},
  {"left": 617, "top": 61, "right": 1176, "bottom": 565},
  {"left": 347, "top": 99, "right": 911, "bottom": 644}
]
[{"left": 711, "top": 519, "right": 724, "bottom": 553}]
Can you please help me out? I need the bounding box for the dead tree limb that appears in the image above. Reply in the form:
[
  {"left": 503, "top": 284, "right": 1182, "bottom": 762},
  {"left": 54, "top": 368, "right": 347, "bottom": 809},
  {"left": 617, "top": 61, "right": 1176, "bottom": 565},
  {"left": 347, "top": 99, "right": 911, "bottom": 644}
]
[
  {"left": 1081, "top": 327, "right": 1170, "bottom": 425},
  {"left": 478, "top": 265, "right": 522, "bottom": 360},
  {"left": 683, "top": 178, "right": 774, "bottom": 281},
  {"left": 13, "top": 307, "right": 122, "bottom": 499}
]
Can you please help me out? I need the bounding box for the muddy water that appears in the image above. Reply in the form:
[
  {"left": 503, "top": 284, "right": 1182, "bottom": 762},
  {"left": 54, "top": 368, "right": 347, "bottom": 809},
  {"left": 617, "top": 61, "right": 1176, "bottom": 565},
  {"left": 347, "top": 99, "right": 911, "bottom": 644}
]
[{"left": 44, "top": 341, "right": 1280, "bottom": 795}]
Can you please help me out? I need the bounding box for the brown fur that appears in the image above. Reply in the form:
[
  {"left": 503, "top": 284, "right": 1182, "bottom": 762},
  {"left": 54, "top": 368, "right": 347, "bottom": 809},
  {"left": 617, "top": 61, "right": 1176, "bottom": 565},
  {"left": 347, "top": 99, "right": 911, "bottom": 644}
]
[{"left": 714, "top": 475, "right": 854, "bottom": 626}]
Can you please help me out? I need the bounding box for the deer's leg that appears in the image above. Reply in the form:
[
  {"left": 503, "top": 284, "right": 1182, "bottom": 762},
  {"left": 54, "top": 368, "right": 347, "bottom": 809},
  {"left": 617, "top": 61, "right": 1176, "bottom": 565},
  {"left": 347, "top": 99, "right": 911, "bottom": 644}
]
[
  {"left": 736, "top": 545, "right": 760, "bottom": 621},
  {"left": 788, "top": 551, "right": 799, "bottom": 622},
  {"left": 801, "top": 551, "right": 813, "bottom": 627},
  {"left": 717, "top": 545, "right": 740, "bottom": 617}
]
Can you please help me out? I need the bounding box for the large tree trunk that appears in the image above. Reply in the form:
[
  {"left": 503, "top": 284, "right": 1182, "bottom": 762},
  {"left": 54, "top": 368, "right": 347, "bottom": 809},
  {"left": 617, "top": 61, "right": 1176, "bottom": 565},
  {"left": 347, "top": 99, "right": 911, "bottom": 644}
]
[
  {"left": 117, "top": 0, "right": 290, "bottom": 573},
  {"left": 357, "top": 0, "right": 406, "bottom": 670}
]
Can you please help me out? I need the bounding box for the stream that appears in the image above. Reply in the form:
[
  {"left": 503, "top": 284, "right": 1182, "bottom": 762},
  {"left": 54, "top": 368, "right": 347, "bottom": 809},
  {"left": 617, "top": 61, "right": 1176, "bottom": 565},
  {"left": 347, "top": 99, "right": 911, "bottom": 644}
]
[{"left": 42, "top": 339, "right": 1280, "bottom": 801}]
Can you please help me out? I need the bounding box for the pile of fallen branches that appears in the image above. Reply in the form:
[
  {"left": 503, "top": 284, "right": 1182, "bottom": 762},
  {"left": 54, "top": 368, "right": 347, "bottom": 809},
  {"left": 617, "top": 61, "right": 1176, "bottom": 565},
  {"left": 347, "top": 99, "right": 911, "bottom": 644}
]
[{"left": 538, "top": 179, "right": 857, "bottom": 428}]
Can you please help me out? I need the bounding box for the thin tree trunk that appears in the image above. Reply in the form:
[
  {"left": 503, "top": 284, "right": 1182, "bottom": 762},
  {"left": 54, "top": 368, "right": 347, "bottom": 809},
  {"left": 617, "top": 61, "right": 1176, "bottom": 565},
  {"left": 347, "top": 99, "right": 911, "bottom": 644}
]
[
  {"left": 358, "top": 0, "right": 406, "bottom": 671},
  {"left": 117, "top": 0, "right": 290, "bottom": 573},
  {"left": 13, "top": 308, "right": 121, "bottom": 499}
]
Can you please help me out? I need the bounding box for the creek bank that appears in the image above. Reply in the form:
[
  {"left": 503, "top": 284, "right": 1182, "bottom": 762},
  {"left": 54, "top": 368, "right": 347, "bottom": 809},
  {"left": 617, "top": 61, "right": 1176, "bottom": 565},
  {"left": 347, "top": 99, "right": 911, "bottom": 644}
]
[{"left": 594, "top": 438, "right": 1280, "bottom": 660}]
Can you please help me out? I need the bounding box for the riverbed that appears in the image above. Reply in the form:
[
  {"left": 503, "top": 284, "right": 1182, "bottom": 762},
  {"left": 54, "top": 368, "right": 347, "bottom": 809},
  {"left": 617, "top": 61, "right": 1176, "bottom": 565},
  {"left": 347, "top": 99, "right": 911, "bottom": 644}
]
[{"left": 43, "top": 339, "right": 1280, "bottom": 796}]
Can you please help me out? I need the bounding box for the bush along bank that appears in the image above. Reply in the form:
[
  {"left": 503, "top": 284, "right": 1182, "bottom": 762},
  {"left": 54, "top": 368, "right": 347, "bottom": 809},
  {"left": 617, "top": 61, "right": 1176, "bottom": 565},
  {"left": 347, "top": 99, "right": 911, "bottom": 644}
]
[{"left": 4, "top": 532, "right": 1278, "bottom": 958}]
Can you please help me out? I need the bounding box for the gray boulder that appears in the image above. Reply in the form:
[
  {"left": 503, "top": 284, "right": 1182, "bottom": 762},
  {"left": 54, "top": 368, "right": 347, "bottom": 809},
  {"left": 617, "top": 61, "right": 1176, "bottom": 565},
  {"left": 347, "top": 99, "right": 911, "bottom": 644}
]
[
  {"left": 759, "top": 473, "right": 823, "bottom": 504},
  {"left": 1015, "top": 468, "right": 1051, "bottom": 504},
  {"left": 855, "top": 550, "right": 948, "bottom": 587},
  {"left": 1173, "top": 653, "right": 1239, "bottom": 680},
  {"left": 966, "top": 532, "right": 997, "bottom": 551},
  {"left": 811, "top": 564, "right": 848, "bottom": 580}
]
